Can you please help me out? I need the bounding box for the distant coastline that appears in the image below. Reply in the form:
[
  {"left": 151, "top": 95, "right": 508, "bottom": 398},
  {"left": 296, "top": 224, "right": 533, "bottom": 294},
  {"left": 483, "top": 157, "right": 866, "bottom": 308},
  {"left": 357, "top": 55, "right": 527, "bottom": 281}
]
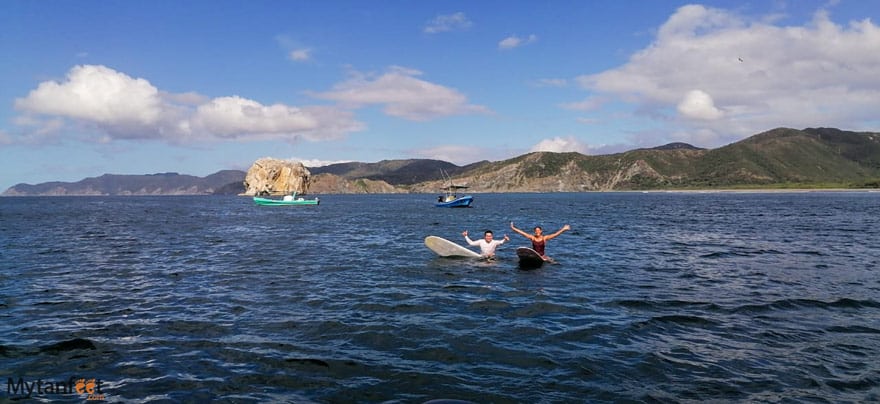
[
  {"left": 4, "top": 127, "right": 880, "bottom": 196},
  {"left": 4, "top": 188, "right": 878, "bottom": 197},
  {"left": 632, "top": 188, "right": 879, "bottom": 193}
]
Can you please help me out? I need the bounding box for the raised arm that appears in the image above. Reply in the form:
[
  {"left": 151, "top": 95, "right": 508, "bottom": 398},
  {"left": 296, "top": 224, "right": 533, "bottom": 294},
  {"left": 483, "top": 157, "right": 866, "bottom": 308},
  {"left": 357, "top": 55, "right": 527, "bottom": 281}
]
[
  {"left": 509, "top": 222, "right": 535, "bottom": 241},
  {"left": 544, "top": 224, "right": 571, "bottom": 241},
  {"left": 462, "top": 230, "right": 478, "bottom": 246}
]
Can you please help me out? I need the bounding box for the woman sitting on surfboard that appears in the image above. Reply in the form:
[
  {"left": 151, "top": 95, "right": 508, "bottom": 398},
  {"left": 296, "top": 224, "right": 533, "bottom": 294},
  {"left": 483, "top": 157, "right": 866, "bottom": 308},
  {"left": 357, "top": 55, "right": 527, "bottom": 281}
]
[
  {"left": 510, "top": 222, "right": 571, "bottom": 260},
  {"left": 462, "top": 230, "right": 509, "bottom": 259}
]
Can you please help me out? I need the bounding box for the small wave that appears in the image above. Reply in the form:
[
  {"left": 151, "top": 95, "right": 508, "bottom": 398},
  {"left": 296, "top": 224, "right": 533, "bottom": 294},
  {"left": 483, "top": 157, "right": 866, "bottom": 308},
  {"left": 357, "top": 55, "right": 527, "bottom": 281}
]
[
  {"left": 629, "top": 315, "right": 721, "bottom": 334},
  {"left": 40, "top": 337, "right": 97, "bottom": 353},
  {"left": 826, "top": 376, "right": 880, "bottom": 392},
  {"left": 37, "top": 248, "right": 69, "bottom": 255},
  {"left": 0, "top": 344, "right": 19, "bottom": 357},
  {"left": 442, "top": 283, "right": 492, "bottom": 293},
  {"left": 826, "top": 325, "right": 880, "bottom": 334},
  {"left": 700, "top": 251, "right": 752, "bottom": 259},
  {"left": 469, "top": 299, "right": 512, "bottom": 312},
  {"left": 34, "top": 300, "right": 69, "bottom": 306},
  {"left": 0, "top": 337, "right": 99, "bottom": 358},
  {"left": 354, "top": 302, "right": 437, "bottom": 314},
  {"left": 550, "top": 323, "right": 620, "bottom": 341},
  {"left": 506, "top": 301, "right": 582, "bottom": 317},
  {"left": 614, "top": 299, "right": 722, "bottom": 312},
  {"left": 285, "top": 357, "right": 330, "bottom": 368},
  {"left": 792, "top": 250, "right": 826, "bottom": 256},
  {"left": 757, "top": 329, "right": 811, "bottom": 343},
  {"left": 831, "top": 298, "right": 880, "bottom": 309},
  {"left": 647, "top": 314, "right": 720, "bottom": 326},
  {"left": 731, "top": 298, "right": 880, "bottom": 314},
  {"left": 615, "top": 299, "right": 656, "bottom": 309},
  {"left": 699, "top": 248, "right": 785, "bottom": 259},
  {"left": 160, "top": 320, "right": 232, "bottom": 338}
]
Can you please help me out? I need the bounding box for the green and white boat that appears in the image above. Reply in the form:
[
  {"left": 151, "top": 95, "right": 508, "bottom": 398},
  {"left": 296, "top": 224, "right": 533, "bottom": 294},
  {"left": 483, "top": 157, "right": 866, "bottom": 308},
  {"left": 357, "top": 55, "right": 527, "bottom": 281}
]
[{"left": 253, "top": 192, "right": 319, "bottom": 206}]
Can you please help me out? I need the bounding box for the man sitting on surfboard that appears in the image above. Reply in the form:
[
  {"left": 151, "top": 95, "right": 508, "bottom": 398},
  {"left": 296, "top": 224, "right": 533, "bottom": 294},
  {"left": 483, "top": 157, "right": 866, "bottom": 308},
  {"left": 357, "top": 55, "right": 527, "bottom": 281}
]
[
  {"left": 510, "top": 222, "right": 571, "bottom": 260},
  {"left": 462, "top": 230, "right": 509, "bottom": 259}
]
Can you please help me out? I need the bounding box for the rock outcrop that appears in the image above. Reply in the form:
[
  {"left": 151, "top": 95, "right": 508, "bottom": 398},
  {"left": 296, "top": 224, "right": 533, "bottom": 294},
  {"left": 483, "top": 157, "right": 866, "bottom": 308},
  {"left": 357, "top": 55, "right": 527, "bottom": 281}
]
[{"left": 243, "top": 158, "right": 311, "bottom": 196}]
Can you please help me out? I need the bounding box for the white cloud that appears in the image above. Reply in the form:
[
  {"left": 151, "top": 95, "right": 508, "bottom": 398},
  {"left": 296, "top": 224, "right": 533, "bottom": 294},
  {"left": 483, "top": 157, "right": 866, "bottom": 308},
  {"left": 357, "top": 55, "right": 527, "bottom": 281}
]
[
  {"left": 13, "top": 64, "right": 364, "bottom": 144},
  {"left": 576, "top": 4, "right": 880, "bottom": 145},
  {"left": 533, "top": 78, "right": 568, "bottom": 88},
  {"left": 560, "top": 96, "right": 605, "bottom": 111},
  {"left": 529, "top": 136, "right": 589, "bottom": 154},
  {"left": 311, "top": 66, "right": 490, "bottom": 121},
  {"left": 0, "top": 129, "right": 11, "bottom": 145},
  {"left": 677, "top": 89, "right": 723, "bottom": 120},
  {"left": 424, "top": 12, "right": 472, "bottom": 34},
  {"left": 291, "top": 158, "right": 354, "bottom": 167},
  {"left": 275, "top": 35, "right": 313, "bottom": 62},
  {"left": 15, "top": 65, "right": 163, "bottom": 130},
  {"left": 413, "top": 145, "right": 486, "bottom": 165},
  {"left": 161, "top": 91, "right": 208, "bottom": 106},
  {"left": 289, "top": 48, "right": 311, "bottom": 62},
  {"left": 191, "top": 96, "right": 317, "bottom": 138},
  {"left": 12, "top": 115, "right": 66, "bottom": 142},
  {"left": 576, "top": 117, "right": 600, "bottom": 125},
  {"left": 498, "top": 34, "right": 538, "bottom": 50}
]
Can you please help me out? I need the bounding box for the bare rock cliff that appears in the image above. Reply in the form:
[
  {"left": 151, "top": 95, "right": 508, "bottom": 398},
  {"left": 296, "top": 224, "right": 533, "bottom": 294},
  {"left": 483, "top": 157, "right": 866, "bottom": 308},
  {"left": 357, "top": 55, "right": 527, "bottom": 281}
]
[{"left": 243, "top": 158, "right": 311, "bottom": 196}]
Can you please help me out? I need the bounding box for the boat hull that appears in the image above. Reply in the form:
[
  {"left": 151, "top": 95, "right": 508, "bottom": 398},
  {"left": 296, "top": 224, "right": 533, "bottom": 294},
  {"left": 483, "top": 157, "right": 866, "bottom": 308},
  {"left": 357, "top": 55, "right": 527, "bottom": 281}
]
[
  {"left": 253, "top": 196, "right": 319, "bottom": 206},
  {"left": 435, "top": 195, "right": 473, "bottom": 208}
]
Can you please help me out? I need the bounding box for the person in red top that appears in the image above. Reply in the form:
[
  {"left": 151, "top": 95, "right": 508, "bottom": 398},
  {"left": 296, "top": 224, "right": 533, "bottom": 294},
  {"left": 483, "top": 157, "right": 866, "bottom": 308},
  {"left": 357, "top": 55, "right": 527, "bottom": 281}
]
[{"left": 510, "top": 222, "right": 571, "bottom": 260}]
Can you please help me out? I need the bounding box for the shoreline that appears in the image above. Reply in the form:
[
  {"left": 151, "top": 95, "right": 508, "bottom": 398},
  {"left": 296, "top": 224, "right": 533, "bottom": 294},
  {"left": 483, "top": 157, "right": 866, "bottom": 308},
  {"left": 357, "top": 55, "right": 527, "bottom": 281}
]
[
  {"left": 3, "top": 188, "right": 879, "bottom": 197},
  {"left": 628, "top": 188, "right": 879, "bottom": 194}
]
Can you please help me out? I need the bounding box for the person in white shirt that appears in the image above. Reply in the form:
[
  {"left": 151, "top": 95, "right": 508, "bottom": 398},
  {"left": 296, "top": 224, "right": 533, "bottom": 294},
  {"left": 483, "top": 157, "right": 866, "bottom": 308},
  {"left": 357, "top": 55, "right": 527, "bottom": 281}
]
[{"left": 462, "top": 229, "right": 509, "bottom": 259}]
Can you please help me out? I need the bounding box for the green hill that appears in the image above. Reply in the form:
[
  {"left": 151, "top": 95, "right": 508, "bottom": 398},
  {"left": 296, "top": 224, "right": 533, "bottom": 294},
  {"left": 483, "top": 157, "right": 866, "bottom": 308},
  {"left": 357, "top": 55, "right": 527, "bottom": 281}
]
[
  {"left": 690, "top": 127, "right": 880, "bottom": 187},
  {"left": 411, "top": 127, "right": 880, "bottom": 192}
]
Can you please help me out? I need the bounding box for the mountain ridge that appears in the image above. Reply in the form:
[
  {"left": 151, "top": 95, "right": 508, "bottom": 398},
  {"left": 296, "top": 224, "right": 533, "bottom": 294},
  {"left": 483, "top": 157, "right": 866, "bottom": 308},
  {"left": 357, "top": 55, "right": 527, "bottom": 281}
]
[{"left": 4, "top": 127, "right": 880, "bottom": 196}]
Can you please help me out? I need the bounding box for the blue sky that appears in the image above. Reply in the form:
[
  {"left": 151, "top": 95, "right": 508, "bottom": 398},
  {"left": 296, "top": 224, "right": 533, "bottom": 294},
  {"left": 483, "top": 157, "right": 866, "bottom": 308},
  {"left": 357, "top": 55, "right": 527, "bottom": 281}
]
[{"left": 2, "top": 0, "right": 879, "bottom": 190}]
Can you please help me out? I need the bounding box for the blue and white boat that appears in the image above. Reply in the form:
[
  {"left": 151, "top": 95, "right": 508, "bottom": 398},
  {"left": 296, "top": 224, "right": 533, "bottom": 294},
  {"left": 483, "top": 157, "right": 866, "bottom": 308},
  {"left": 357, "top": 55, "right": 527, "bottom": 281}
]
[{"left": 435, "top": 185, "right": 473, "bottom": 208}]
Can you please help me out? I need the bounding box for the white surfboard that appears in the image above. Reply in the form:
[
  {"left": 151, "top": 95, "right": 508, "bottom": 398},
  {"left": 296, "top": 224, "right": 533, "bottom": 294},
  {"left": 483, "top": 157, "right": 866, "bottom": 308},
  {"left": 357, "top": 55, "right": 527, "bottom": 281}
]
[{"left": 425, "top": 236, "right": 481, "bottom": 258}]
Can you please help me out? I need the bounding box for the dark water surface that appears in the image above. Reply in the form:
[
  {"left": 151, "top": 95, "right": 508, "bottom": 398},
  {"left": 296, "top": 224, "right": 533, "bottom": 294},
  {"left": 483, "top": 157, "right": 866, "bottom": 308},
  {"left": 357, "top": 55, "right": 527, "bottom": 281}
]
[{"left": 2, "top": 192, "right": 879, "bottom": 402}]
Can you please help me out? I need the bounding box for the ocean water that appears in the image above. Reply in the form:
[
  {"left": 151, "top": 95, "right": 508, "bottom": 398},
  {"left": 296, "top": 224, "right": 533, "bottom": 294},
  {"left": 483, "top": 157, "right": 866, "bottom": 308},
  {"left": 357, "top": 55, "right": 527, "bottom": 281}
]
[{"left": 1, "top": 192, "right": 879, "bottom": 403}]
